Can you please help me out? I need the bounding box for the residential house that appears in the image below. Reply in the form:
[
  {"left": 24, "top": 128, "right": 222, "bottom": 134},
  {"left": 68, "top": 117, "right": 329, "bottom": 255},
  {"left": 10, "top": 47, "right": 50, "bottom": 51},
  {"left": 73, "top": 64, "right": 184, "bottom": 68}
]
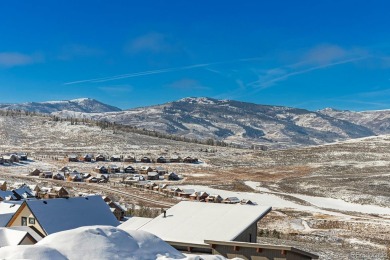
[
  {"left": 28, "top": 185, "right": 41, "bottom": 196},
  {"left": 119, "top": 201, "right": 271, "bottom": 246},
  {"left": 0, "top": 181, "right": 7, "bottom": 191},
  {"left": 167, "top": 187, "right": 183, "bottom": 197},
  {"left": 0, "top": 157, "right": 3, "bottom": 165},
  {"left": 67, "top": 154, "right": 78, "bottom": 162},
  {"left": 222, "top": 197, "right": 241, "bottom": 204},
  {"left": 3, "top": 154, "right": 19, "bottom": 164},
  {"left": 183, "top": 156, "right": 198, "bottom": 163},
  {"left": 29, "top": 169, "right": 41, "bottom": 176},
  {"left": 39, "top": 171, "right": 53, "bottom": 179},
  {"left": 67, "top": 172, "right": 83, "bottom": 182},
  {"left": 110, "top": 155, "right": 121, "bottom": 162},
  {"left": 86, "top": 176, "right": 99, "bottom": 183},
  {"left": 94, "top": 165, "right": 108, "bottom": 174},
  {"left": 140, "top": 157, "right": 151, "bottom": 163},
  {"left": 156, "top": 156, "right": 167, "bottom": 163},
  {"left": 205, "top": 194, "right": 223, "bottom": 203},
  {"left": 81, "top": 173, "right": 91, "bottom": 179},
  {"left": 0, "top": 201, "right": 22, "bottom": 226},
  {"left": 95, "top": 154, "right": 106, "bottom": 162},
  {"left": 240, "top": 199, "right": 255, "bottom": 205},
  {"left": 155, "top": 166, "right": 167, "bottom": 175},
  {"left": 0, "top": 191, "right": 18, "bottom": 201},
  {"left": 12, "top": 186, "right": 35, "bottom": 200},
  {"left": 145, "top": 182, "right": 157, "bottom": 190},
  {"left": 178, "top": 189, "right": 195, "bottom": 199},
  {"left": 167, "top": 172, "right": 180, "bottom": 181},
  {"left": 123, "top": 156, "right": 136, "bottom": 163},
  {"left": 58, "top": 166, "right": 71, "bottom": 173},
  {"left": 169, "top": 155, "right": 182, "bottom": 163},
  {"left": 140, "top": 166, "right": 153, "bottom": 174},
  {"left": 154, "top": 184, "right": 168, "bottom": 192},
  {"left": 124, "top": 165, "right": 135, "bottom": 173},
  {"left": 108, "top": 201, "right": 126, "bottom": 221},
  {"left": 147, "top": 172, "right": 159, "bottom": 180},
  {"left": 108, "top": 165, "right": 120, "bottom": 173},
  {"left": 0, "top": 226, "right": 43, "bottom": 246},
  {"left": 16, "top": 152, "right": 28, "bottom": 161},
  {"left": 83, "top": 154, "right": 93, "bottom": 162},
  {"left": 6, "top": 196, "right": 120, "bottom": 236},
  {"left": 189, "top": 191, "right": 209, "bottom": 201},
  {"left": 52, "top": 172, "right": 65, "bottom": 180},
  {"left": 50, "top": 187, "right": 69, "bottom": 198}
]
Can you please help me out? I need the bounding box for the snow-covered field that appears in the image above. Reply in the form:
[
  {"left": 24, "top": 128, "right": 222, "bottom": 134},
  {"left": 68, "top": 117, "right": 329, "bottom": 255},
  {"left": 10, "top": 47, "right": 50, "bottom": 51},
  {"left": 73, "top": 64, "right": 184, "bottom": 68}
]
[{"left": 2, "top": 114, "right": 390, "bottom": 259}]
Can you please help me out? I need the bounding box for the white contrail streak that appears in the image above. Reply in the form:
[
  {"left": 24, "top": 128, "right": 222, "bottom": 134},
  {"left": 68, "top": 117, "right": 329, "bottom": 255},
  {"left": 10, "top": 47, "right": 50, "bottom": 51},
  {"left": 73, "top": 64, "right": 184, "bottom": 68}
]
[
  {"left": 64, "top": 63, "right": 211, "bottom": 85},
  {"left": 63, "top": 57, "right": 265, "bottom": 85}
]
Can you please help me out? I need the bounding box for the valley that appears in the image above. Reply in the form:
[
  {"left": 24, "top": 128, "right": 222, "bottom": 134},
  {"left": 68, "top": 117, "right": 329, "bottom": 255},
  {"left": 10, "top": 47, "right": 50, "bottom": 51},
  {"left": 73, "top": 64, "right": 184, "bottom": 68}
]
[{"left": 1, "top": 112, "right": 390, "bottom": 259}]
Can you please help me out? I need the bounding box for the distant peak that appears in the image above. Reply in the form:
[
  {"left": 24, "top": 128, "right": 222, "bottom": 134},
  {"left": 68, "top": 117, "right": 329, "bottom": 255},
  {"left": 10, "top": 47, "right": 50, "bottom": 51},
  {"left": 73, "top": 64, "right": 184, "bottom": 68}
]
[
  {"left": 177, "top": 97, "right": 220, "bottom": 105},
  {"left": 318, "top": 107, "right": 349, "bottom": 113},
  {"left": 69, "top": 98, "right": 93, "bottom": 102}
]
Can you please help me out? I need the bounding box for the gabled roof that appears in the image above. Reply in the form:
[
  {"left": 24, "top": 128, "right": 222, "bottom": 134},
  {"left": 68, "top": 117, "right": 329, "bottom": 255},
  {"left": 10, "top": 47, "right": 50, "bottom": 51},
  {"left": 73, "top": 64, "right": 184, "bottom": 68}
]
[
  {"left": 0, "top": 201, "right": 22, "bottom": 226},
  {"left": 13, "top": 186, "right": 35, "bottom": 199},
  {"left": 0, "top": 228, "right": 33, "bottom": 247},
  {"left": 0, "top": 191, "right": 18, "bottom": 201},
  {"left": 6, "top": 226, "right": 44, "bottom": 243},
  {"left": 9, "top": 196, "right": 119, "bottom": 235},
  {"left": 120, "top": 201, "right": 271, "bottom": 245}
]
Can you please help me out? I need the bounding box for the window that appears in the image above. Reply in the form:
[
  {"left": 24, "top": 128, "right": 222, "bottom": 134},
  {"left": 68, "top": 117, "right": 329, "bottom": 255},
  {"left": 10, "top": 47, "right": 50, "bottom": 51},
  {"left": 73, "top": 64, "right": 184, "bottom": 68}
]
[
  {"left": 21, "top": 217, "right": 27, "bottom": 226},
  {"left": 29, "top": 217, "right": 35, "bottom": 224}
]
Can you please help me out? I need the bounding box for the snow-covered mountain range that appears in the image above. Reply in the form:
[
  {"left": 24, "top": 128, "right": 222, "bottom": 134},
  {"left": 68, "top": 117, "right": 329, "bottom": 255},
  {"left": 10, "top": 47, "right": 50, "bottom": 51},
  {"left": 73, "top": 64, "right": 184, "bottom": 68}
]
[
  {"left": 0, "top": 98, "right": 121, "bottom": 113},
  {"left": 4, "top": 96, "right": 390, "bottom": 148}
]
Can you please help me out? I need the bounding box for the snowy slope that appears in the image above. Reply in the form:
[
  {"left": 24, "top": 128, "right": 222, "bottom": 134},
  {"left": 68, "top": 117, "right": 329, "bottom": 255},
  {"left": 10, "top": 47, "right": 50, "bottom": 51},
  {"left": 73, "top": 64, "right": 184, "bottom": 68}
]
[
  {"left": 54, "top": 97, "right": 374, "bottom": 148},
  {"left": 0, "top": 98, "right": 121, "bottom": 113},
  {"left": 318, "top": 107, "right": 390, "bottom": 135},
  {"left": 0, "top": 226, "right": 229, "bottom": 260}
]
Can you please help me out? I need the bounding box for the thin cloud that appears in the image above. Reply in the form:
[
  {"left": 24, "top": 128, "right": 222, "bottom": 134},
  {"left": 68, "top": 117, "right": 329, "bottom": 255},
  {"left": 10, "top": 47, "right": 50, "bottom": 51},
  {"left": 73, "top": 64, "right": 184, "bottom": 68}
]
[
  {"left": 63, "top": 57, "right": 265, "bottom": 85},
  {"left": 253, "top": 56, "right": 367, "bottom": 89},
  {"left": 0, "top": 52, "right": 43, "bottom": 68},
  {"left": 64, "top": 63, "right": 211, "bottom": 85}
]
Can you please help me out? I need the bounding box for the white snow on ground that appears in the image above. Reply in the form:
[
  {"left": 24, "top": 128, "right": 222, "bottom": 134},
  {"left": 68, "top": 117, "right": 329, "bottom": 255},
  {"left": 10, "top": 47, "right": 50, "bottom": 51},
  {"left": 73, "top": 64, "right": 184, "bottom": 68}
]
[
  {"left": 245, "top": 181, "right": 390, "bottom": 215},
  {"left": 0, "top": 226, "right": 236, "bottom": 260},
  {"left": 181, "top": 183, "right": 390, "bottom": 217}
]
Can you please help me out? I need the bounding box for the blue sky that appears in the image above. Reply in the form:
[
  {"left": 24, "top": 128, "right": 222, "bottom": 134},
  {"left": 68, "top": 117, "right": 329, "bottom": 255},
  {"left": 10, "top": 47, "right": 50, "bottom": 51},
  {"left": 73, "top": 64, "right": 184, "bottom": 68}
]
[{"left": 1, "top": 1, "right": 390, "bottom": 111}]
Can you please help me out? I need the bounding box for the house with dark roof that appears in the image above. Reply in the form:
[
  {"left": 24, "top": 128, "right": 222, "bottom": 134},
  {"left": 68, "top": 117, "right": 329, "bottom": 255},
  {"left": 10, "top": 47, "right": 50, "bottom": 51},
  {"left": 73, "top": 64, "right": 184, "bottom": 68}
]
[{"left": 6, "top": 195, "right": 119, "bottom": 236}]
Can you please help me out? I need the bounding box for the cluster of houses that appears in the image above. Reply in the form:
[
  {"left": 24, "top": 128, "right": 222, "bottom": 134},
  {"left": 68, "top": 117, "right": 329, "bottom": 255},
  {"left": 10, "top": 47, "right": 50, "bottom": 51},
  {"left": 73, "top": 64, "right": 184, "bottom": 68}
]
[
  {"left": 0, "top": 152, "right": 28, "bottom": 164},
  {"left": 68, "top": 154, "right": 199, "bottom": 164},
  {"left": 30, "top": 167, "right": 109, "bottom": 183},
  {"left": 0, "top": 181, "right": 70, "bottom": 201},
  {"left": 131, "top": 182, "right": 254, "bottom": 205},
  {"left": 0, "top": 182, "right": 318, "bottom": 259},
  {"left": 0, "top": 181, "right": 126, "bottom": 221}
]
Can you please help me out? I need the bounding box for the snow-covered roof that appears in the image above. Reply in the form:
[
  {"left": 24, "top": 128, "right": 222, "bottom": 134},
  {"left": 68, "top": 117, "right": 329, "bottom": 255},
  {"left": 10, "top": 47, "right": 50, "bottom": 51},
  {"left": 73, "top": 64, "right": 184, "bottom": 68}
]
[
  {"left": 13, "top": 186, "right": 35, "bottom": 199},
  {"left": 0, "top": 201, "right": 22, "bottom": 227},
  {"left": 7, "top": 226, "right": 43, "bottom": 243},
  {"left": 0, "top": 226, "right": 190, "bottom": 260},
  {"left": 23, "top": 195, "right": 119, "bottom": 235},
  {"left": 120, "top": 201, "right": 271, "bottom": 245},
  {"left": 0, "top": 190, "right": 18, "bottom": 200},
  {"left": 119, "top": 217, "right": 153, "bottom": 230},
  {"left": 0, "top": 228, "right": 30, "bottom": 247}
]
